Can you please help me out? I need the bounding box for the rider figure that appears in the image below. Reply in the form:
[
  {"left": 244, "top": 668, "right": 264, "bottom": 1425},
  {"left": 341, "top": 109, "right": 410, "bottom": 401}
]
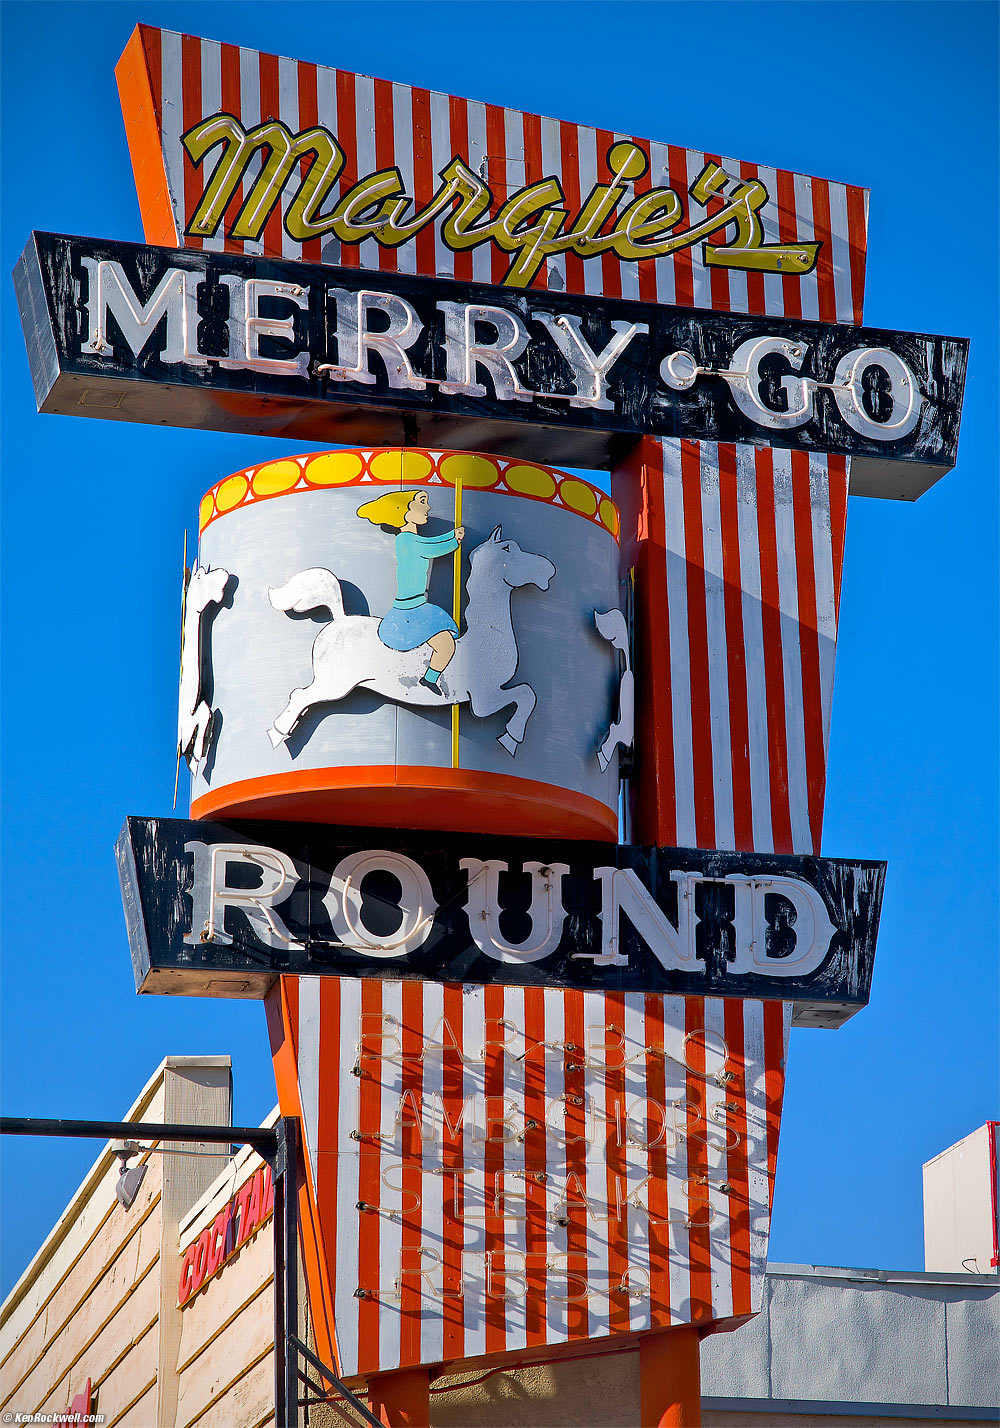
[{"left": 357, "top": 489, "right": 465, "bottom": 694}]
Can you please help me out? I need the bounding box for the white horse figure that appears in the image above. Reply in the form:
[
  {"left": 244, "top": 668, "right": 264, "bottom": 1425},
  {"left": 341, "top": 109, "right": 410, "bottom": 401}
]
[
  {"left": 177, "top": 564, "right": 231, "bottom": 770},
  {"left": 266, "top": 526, "right": 555, "bottom": 757},
  {"left": 594, "top": 607, "right": 634, "bottom": 773}
]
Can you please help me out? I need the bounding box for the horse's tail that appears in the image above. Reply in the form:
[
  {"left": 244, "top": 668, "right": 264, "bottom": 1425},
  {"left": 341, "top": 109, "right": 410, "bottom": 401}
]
[{"left": 268, "top": 567, "right": 345, "bottom": 620}]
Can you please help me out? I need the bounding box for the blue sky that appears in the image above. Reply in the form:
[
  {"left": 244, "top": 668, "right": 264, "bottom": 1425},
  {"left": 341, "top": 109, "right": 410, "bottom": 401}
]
[{"left": 1, "top": 1, "right": 997, "bottom": 1297}]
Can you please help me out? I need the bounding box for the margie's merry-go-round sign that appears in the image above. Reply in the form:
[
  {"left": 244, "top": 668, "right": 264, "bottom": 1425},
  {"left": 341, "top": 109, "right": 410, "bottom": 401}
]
[{"left": 14, "top": 18, "right": 968, "bottom": 1408}]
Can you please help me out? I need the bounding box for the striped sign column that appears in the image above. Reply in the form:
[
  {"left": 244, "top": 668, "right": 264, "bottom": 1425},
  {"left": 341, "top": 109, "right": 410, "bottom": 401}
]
[
  {"left": 614, "top": 436, "right": 850, "bottom": 855},
  {"left": 267, "top": 976, "right": 791, "bottom": 1381}
]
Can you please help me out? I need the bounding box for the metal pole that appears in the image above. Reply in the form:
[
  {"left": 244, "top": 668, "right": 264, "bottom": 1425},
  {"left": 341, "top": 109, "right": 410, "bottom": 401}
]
[
  {"left": 0, "top": 1116, "right": 277, "bottom": 1154},
  {"left": 281, "top": 1117, "right": 300, "bottom": 1428},
  {"left": 273, "top": 1136, "right": 287, "bottom": 1428}
]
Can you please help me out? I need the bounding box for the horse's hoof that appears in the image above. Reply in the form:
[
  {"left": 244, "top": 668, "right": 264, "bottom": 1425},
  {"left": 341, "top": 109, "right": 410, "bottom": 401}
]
[
  {"left": 497, "top": 732, "right": 518, "bottom": 757},
  {"left": 267, "top": 726, "right": 288, "bottom": 749}
]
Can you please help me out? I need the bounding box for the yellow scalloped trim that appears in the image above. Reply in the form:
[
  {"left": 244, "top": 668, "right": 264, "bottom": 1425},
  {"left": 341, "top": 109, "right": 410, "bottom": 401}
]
[{"left": 198, "top": 448, "right": 619, "bottom": 542}]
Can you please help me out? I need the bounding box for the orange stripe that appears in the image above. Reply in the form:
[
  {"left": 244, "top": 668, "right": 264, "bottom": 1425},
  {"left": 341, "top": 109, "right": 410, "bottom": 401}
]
[
  {"left": 667, "top": 145, "right": 693, "bottom": 308},
  {"left": 448, "top": 97, "right": 473, "bottom": 282},
  {"left": 847, "top": 185, "right": 868, "bottom": 322},
  {"left": 522, "top": 987, "right": 548, "bottom": 1347},
  {"left": 440, "top": 984, "right": 466, "bottom": 1362},
  {"left": 115, "top": 27, "right": 177, "bottom": 247},
  {"left": 612, "top": 437, "right": 677, "bottom": 845},
  {"left": 643, "top": 997, "right": 671, "bottom": 1329},
  {"left": 702, "top": 152, "right": 732, "bottom": 313},
  {"left": 775, "top": 167, "right": 801, "bottom": 319},
  {"left": 595, "top": 130, "right": 622, "bottom": 301},
  {"left": 522, "top": 112, "right": 545, "bottom": 289},
  {"left": 562, "top": 991, "right": 589, "bottom": 1340},
  {"left": 411, "top": 87, "right": 436, "bottom": 277},
  {"left": 603, "top": 992, "right": 630, "bottom": 1336},
  {"left": 559, "top": 121, "right": 585, "bottom": 295},
  {"left": 738, "top": 161, "right": 766, "bottom": 317},
  {"left": 631, "top": 134, "right": 657, "bottom": 305},
  {"left": 680, "top": 440, "right": 716, "bottom": 850},
  {"left": 190, "top": 765, "right": 618, "bottom": 842},
  {"left": 684, "top": 997, "right": 713, "bottom": 1321},
  {"left": 762, "top": 1003, "right": 787, "bottom": 1205},
  {"left": 484, "top": 985, "right": 508, "bottom": 1356},
  {"left": 180, "top": 35, "right": 204, "bottom": 251},
  {"left": 297, "top": 61, "right": 322, "bottom": 263},
  {"left": 258, "top": 50, "right": 283, "bottom": 257},
  {"left": 811, "top": 177, "right": 837, "bottom": 326},
  {"left": 374, "top": 78, "right": 398, "bottom": 274},
  {"left": 754, "top": 447, "right": 794, "bottom": 853},
  {"left": 485, "top": 104, "right": 508, "bottom": 287}
]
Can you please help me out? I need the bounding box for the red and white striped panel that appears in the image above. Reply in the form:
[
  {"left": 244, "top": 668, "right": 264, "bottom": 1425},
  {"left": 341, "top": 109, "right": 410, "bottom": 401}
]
[
  {"left": 120, "top": 25, "right": 868, "bottom": 322},
  {"left": 270, "top": 976, "right": 790, "bottom": 1378},
  {"left": 615, "top": 437, "right": 849, "bottom": 855}
]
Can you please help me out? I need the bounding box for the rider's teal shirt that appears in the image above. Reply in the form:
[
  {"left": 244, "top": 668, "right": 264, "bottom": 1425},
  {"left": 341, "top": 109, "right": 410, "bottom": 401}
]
[{"left": 393, "top": 529, "right": 460, "bottom": 608}]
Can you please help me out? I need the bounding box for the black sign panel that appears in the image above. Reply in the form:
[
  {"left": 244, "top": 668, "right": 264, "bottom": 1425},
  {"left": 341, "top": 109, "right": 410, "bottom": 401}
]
[
  {"left": 117, "top": 817, "right": 885, "bottom": 1027},
  {"left": 18, "top": 232, "right": 967, "bottom": 500}
]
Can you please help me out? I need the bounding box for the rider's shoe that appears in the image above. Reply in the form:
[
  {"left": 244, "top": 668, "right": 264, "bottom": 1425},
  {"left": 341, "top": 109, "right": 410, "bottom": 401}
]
[{"left": 420, "top": 674, "right": 444, "bottom": 695}]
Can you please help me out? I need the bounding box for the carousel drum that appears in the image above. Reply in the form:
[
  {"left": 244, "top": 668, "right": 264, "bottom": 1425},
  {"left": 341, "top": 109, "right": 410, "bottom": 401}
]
[{"left": 182, "top": 447, "right": 630, "bottom": 841}]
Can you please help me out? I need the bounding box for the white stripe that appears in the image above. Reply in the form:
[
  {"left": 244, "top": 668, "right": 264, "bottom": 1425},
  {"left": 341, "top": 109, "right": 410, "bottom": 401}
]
[
  {"left": 504, "top": 986, "right": 528, "bottom": 1354},
  {"left": 577, "top": 127, "right": 602, "bottom": 298},
  {"left": 416, "top": 982, "right": 444, "bottom": 1365},
  {"left": 392, "top": 83, "right": 416, "bottom": 275},
  {"left": 660, "top": 441, "right": 697, "bottom": 846},
  {"left": 317, "top": 65, "right": 340, "bottom": 266},
  {"left": 278, "top": 55, "right": 300, "bottom": 260},
  {"left": 686, "top": 150, "right": 713, "bottom": 310},
  {"left": 741, "top": 1001, "right": 770, "bottom": 1310},
  {"left": 378, "top": 980, "right": 403, "bottom": 1370},
  {"left": 353, "top": 75, "right": 378, "bottom": 271},
  {"left": 461, "top": 988, "right": 486, "bottom": 1361},
  {"left": 200, "top": 41, "right": 225, "bottom": 253},
  {"left": 661, "top": 996, "right": 690, "bottom": 1326},
  {"left": 298, "top": 977, "right": 321, "bottom": 1187},
  {"left": 757, "top": 164, "right": 785, "bottom": 318},
  {"left": 543, "top": 990, "right": 568, "bottom": 1345},
  {"left": 582, "top": 994, "right": 610, "bottom": 1340},
  {"left": 702, "top": 997, "right": 733, "bottom": 1322},
  {"left": 621, "top": 992, "right": 652, "bottom": 1332},
  {"left": 335, "top": 979, "right": 363, "bottom": 1374},
  {"left": 613, "top": 134, "right": 640, "bottom": 303},
  {"left": 541, "top": 118, "right": 567, "bottom": 294},
  {"left": 793, "top": 173, "right": 819, "bottom": 322},
  {"left": 810, "top": 454, "right": 839, "bottom": 758},
  {"left": 828, "top": 180, "right": 855, "bottom": 324},
  {"left": 771, "top": 449, "right": 811, "bottom": 852},
  {"left": 239, "top": 48, "right": 264, "bottom": 256},
  {"left": 466, "top": 101, "right": 490, "bottom": 285},
  {"left": 430, "top": 89, "right": 452, "bottom": 280},
  {"left": 160, "top": 31, "right": 185, "bottom": 242},
  {"left": 700, "top": 447, "right": 736, "bottom": 850},
  {"left": 648, "top": 141, "right": 675, "bottom": 307},
  {"left": 736, "top": 445, "right": 773, "bottom": 852}
]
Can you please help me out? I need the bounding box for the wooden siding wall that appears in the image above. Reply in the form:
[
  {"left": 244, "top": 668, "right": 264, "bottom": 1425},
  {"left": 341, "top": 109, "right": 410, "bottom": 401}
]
[
  {"left": 0, "top": 1086, "right": 165, "bottom": 1426},
  {"left": 174, "top": 1142, "right": 276, "bottom": 1428},
  {"left": 0, "top": 1058, "right": 232, "bottom": 1428}
]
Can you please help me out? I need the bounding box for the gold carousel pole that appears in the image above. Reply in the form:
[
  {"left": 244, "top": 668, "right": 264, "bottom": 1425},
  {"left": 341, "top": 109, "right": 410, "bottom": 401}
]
[{"left": 451, "top": 472, "right": 463, "bottom": 769}]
